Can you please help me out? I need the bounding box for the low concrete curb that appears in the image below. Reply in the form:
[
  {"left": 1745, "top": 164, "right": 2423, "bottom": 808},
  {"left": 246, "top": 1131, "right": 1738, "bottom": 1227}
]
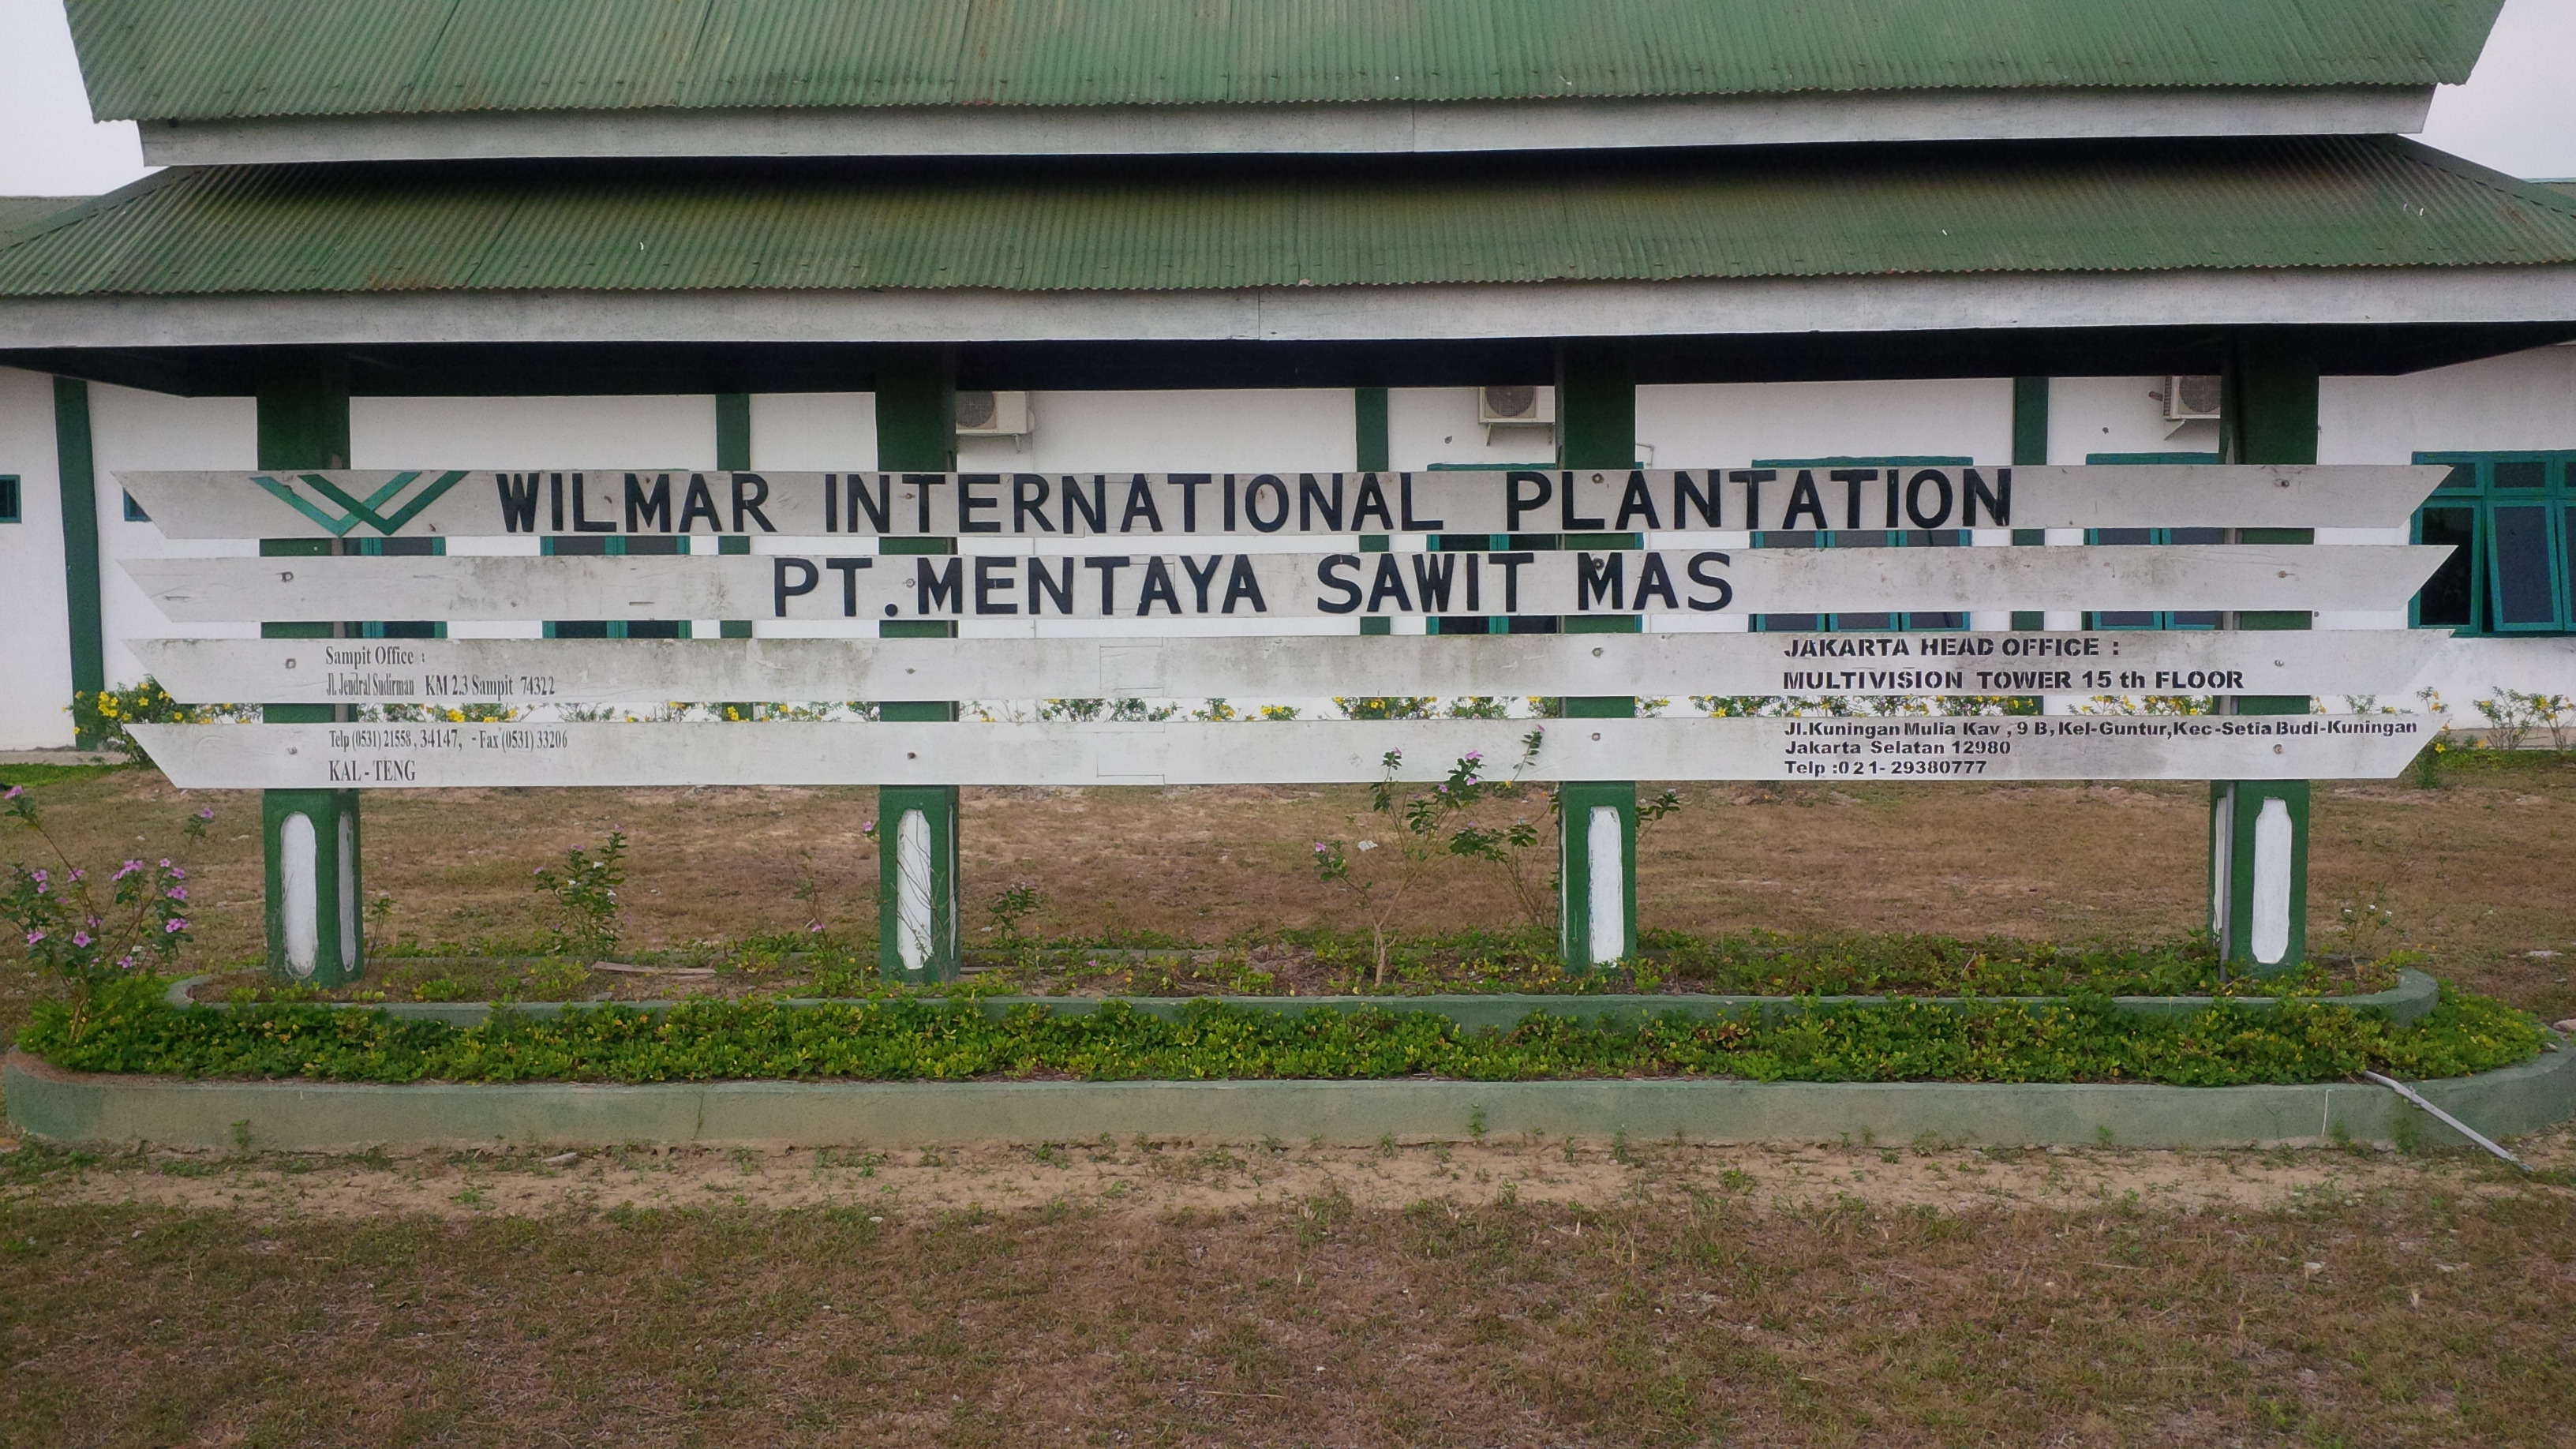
[
  {"left": 166, "top": 968, "right": 2443, "bottom": 1030},
  {"left": 9, "top": 1039, "right": 2567, "bottom": 1154}
]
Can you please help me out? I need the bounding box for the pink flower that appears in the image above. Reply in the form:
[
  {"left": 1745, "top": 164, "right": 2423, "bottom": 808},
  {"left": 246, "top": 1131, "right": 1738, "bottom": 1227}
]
[
  {"left": 1465, "top": 751, "right": 1485, "bottom": 762},
  {"left": 29, "top": 869, "right": 46, "bottom": 884},
  {"left": 168, "top": 867, "right": 185, "bottom": 879},
  {"left": 158, "top": 859, "right": 171, "bottom": 869},
  {"left": 24, "top": 930, "right": 43, "bottom": 945},
  {"left": 3, "top": 785, "right": 21, "bottom": 799},
  {"left": 163, "top": 918, "right": 187, "bottom": 933},
  {"left": 167, "top": 886, "right": 189, "bottom": 901},
  {"left": 196, "top": 807, "right": 215, "bottom": 820},
  {"left": 72, "top": 932, "right": 91, "bottom": 948}
]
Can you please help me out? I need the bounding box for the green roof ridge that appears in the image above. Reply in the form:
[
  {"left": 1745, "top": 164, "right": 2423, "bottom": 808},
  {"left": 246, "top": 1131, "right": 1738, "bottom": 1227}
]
[
  {"left": 66, "top": 0, "right": 2509, "bottom": 122},
  {"left": 6, "top": 138, "right": 2574, "bottom": 299}
]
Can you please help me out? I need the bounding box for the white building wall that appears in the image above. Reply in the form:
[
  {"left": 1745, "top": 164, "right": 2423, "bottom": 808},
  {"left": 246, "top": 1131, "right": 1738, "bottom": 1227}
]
[
  {"left": 956, "top": 388, "right": 1355, "bottom": 474},
  {"left": 2046, "top": 376, "right": 2223, "bottom": 460},
  {"left": 88, "top": 384, "right": 258, "bottom": 692},
  {"left": 750, "top": 392, "right": 874, "bottom": 470},
  {"left": 0, "top": 368, "right": 74, "bottom": 748},
  {"left": 2324, "top": 344, "right": 2576, "bottom": 709},
  {"left": 1637, "top": 378, "right": 2014, "bottom": 466},
  {"left": 350, "top": 395, "right": 721, "bottom": 470}
]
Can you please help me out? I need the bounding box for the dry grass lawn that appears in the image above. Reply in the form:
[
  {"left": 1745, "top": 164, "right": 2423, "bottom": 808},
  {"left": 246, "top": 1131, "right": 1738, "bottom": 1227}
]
[
  {"left": 2, "top": 1129, "right": 2573, "bottom": 1447},
  {"left": 6, "top": 755, "right": 2574, "bottom": 1021},
  {"left": 5, "top": 762, "right": 2576, "bottom": 1446}
]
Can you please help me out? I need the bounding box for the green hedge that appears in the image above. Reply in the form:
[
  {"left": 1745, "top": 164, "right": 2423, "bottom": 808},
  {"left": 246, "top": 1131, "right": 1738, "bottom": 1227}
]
[{"left": 17, "top": 982, "right": 2544, "bottom": 1087}]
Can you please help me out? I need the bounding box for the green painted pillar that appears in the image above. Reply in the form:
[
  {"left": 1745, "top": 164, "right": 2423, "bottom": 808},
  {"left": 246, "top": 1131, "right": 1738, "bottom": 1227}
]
[
  {"left": 51, "top": 378, "right": 105, "bottom": 748},
  {"left": 716, "top": 391, "right": 754, "bottom": 640},
  {"left": 2211, "top": 331, "right": 2318, "bottom": 975},
  {"left": 2009, "top": 377, "right": 2051, "bottom": 631},
  {"left": 875, "top": 350, "right": 964, "bottom": 980},
  {"left": 1555, "top": 343, "right": 1639, "bottom": 968},
  {"left": 256, "top": 350, "right": 363, "bottom": 984},
  {"left": 1354, "top": 387, "right": 1390, "bottom": 473}
]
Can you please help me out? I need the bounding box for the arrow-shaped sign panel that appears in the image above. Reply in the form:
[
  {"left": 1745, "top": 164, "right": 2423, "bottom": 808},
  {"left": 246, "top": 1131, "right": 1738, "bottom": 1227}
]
[
  {"left": 129, "top": 631, "right": 2450, "bottom": 708},
  {"left": 124, "top": 545, "right": 2447, "bottom": 624},
  {"left": 114, "top": 465, "right": 2449, "bottom": 541},
  {"left": 129, "top": 716, "right": 2436, "bottom": 791}
]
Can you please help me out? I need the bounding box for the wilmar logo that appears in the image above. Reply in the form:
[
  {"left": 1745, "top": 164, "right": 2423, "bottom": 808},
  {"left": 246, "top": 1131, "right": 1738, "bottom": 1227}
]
[{"left": 249, "top": 470, "right": 468, "bottom": 537}]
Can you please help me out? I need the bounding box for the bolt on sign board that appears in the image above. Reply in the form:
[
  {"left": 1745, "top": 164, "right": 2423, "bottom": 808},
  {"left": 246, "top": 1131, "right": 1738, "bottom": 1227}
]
[{"left": 116, "top": 464, "right": 2452, "bottom": 790}]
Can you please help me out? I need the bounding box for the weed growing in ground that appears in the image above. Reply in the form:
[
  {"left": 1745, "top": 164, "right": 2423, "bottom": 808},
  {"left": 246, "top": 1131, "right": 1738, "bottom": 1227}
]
[
  {"left": 531, "top": 829, "right": 627, "bottom": 960},
  {"left": 1316, "top": 733, "right": 1549, "bottom": 984}
]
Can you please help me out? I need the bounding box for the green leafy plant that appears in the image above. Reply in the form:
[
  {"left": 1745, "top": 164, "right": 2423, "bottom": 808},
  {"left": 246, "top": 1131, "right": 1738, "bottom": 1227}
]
[
  {"left": 24, "top": 983, "right": 2540, "bottom": 1088},
  {"left": 1316, "top": 732, "right": 1547, "bottom": 985},
  {"left": 1334, "top": 697, "right": 1439, "bottom": 721},
  {"left": 987, "top": 881, "right": 1044, "bottom": 945},
  {"left": 531, "top": 829, "right": 627, "bottom": 960},
  {"left": 2, "top": 785, "right": 201, "bottom": 1032},
  {"left": 70, "top": 678, "right": 244, "bottom": 766}
]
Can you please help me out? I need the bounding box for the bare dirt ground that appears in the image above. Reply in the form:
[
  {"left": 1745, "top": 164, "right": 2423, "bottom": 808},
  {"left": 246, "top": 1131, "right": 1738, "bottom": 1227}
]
[{"left": 11, "top": 1124, "right": 2573, "bottom": 1224}]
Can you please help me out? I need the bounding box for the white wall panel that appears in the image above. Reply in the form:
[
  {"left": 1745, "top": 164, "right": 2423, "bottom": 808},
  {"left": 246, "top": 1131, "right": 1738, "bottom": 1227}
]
[
  {"left": 349, "top": 395, "right": 719, "bottom": 471},
  {"left": 2044, "top": 376, "right": 2224, "bottom": 462},
  {"left": 88, "top": 384, "right": 257, "bottom": 691},
  {"left": 0, "top": 369, "right": 73, "bottom": 747},
  {"left": 2322, "top": 345, "right": 2576, "bottom": 462},
  {"left": 956, "top": 389, "right": 1357, "bottom": 474},
  {"left": 1638, "top": 379, "right": 2012, "bottom": 467},
  {"left": 750, "top": 392, "right": 874, "bottom": 470},
  {"left": 1388, "top": 388, "right": 1559, "bottom": 470}
]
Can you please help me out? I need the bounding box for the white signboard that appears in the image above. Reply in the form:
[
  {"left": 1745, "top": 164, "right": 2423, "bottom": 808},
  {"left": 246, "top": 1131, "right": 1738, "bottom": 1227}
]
[
  {"left": 130, "top": 715, "right": 2436, "bottom": 790},
  {"left": 125, "top": 543, "right": 2441, "bottom": 624},
  {"left": 131, "top": 631, "right": 2449, "bottom": 707},
  {"left": 115, "top": 464, "right": 2447, "bottom": 541}
]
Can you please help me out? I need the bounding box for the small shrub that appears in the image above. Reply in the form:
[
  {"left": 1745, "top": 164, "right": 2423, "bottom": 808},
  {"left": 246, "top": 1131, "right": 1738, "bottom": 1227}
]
[{"left": 532, "top": 829, "right": 627, "bottom": 960}]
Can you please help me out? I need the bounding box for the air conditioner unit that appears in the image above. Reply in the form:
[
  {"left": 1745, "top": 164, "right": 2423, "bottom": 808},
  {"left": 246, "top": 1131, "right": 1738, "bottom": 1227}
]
[
  {"left": 954, "top": 389, "right": 1034, "bottom": 439},
  {"left": 2161, "top": 375, "right": 2222, "bottom": 423},
  {"left": 1477, "top": 384, "right": 1555, "bottom": 444}
]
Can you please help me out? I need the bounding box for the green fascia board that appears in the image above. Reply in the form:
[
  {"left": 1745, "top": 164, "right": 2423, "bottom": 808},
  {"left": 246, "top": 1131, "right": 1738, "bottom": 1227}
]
[
  {"left": 67, "top": 0, "right": 2506, "bottom": 122},
  {"left": 6, "top": 137, "right": 2575, "bottom": 301}
]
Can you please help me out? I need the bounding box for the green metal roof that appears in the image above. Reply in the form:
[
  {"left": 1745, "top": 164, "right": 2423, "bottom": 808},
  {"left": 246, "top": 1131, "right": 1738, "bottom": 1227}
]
[
  {"left": 0, "top": 197, "right": 88, "bottom": 238},
  {"left": 69, "top": 0, "right": 2506, "bottom": 121},
  {"left": 4, "top": 139, "right": 2571, "bottom": 299}
]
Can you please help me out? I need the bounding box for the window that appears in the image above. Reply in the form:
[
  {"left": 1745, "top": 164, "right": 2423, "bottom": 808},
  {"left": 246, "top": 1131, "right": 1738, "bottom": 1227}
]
[
  {"left": 2410, "top": 453, "right": 2576, "bottom": 635},
  {"left": 0, "top": 475, "right": 18, "bottom": 523},
  {"left": 122, "top": 491, "right": 150, "bottom": 522},
  {"left": 1748, "top": 457, "right": 1974, "bottom": 633},
  {"left": 2082, "top": 453, "right": 2222, "bottom": 631},
  {"left": 542, "top": 534, "right": 692, "bottom": 639}
]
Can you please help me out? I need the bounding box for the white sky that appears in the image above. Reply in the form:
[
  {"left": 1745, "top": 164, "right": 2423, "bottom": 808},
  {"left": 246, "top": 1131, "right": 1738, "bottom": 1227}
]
[{"left": 0, "top": 0, "right": 2572, "bottom": 195}]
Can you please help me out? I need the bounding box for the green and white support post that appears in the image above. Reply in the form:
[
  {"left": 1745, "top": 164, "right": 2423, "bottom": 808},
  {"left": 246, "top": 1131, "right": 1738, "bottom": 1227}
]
[
  {"left": 874, "top": 350, "right": 963, "bottom": 980},
  {"left": 51, "top": 377, "right": 106, "bottom": 749},
  {"left": 256, "top": 350, "right": 364, "bottom": 984},
  {"left": 1556, "top": 343, "right": 1640, "bottom": 969},
  {"left": 2210, "top": 331, "right": 2319, "bottom": 975}
]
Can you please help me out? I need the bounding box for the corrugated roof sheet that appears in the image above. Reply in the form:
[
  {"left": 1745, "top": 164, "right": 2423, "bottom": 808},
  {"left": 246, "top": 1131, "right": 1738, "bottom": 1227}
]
[
  {"left": 4, "top": 138, "right": 2572, "bottom": 298},
  {"left": 69, "top": 0, "right": 2507, "bottom": 121}
]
